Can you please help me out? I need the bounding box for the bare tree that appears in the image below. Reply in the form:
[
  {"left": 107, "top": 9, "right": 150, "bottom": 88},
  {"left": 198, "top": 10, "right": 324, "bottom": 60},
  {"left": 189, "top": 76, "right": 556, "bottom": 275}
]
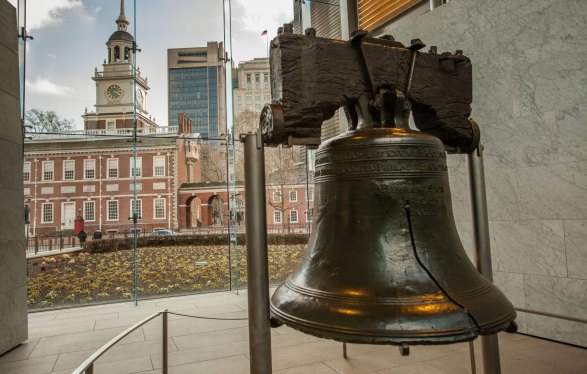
[
  {"left": 200, "top": 145, "right": 227, "bottom": 182},
  {"left": 233, "top": 110, "right": 259, "bottom": 135},
  {"left": 26, "top": 109, "right": 75, "bottom": 133}
]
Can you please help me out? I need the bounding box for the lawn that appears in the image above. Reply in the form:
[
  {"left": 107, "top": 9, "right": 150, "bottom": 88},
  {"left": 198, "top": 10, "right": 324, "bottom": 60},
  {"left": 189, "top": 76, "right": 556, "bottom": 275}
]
[{"left": 27, "top": 244, "right": 306, "bottom": 309}]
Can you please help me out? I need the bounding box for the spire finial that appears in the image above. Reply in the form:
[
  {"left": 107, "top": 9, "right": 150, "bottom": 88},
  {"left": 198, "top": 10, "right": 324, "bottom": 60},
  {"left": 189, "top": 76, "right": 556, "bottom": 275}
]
[{"left": 116, "top": 0, "right": 129, "bottom": 31}]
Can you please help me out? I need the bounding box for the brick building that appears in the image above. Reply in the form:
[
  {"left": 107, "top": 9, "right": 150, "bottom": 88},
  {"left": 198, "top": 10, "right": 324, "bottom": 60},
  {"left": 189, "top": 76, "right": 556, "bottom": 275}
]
[{"left": 24, "top": 114, "right": 201, "bottom": 236}]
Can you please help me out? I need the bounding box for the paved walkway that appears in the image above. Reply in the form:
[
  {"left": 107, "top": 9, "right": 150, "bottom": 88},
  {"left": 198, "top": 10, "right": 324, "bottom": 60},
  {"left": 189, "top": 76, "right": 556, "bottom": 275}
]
[{"left": 1, "top": 290, "right": 585, "bottom": 374}]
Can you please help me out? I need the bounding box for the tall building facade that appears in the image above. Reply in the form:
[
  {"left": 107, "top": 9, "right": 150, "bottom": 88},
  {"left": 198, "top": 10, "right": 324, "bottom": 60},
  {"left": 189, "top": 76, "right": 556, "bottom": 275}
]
[
  {"left": 167, "top": 44, "right": 226, "bottom": 139},
  {"left": 232, "top": 57, "right": 270, "bottom": 117},
  {"left": 82, "top": 0, "right": 157, "bottom": 131}
]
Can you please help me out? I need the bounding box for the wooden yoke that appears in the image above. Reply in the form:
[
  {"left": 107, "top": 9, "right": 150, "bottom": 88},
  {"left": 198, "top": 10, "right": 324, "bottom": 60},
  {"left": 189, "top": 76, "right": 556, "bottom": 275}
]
[{"left": 260, "top": 25, "right": 479, "bottom": 153}]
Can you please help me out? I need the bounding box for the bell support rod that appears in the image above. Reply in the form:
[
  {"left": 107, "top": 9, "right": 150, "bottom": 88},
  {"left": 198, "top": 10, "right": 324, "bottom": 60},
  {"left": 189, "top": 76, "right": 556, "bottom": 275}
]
[
  {"left": 241, "top": 129, "right": 273, "bottom": 374},
  {"left": 466, "top": 144, "right": 501, "bottom": 374}
]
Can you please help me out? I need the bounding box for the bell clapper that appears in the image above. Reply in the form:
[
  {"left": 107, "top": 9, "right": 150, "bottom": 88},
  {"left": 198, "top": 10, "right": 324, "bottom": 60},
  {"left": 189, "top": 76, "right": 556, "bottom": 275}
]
[{"left": 399, "top": 343, "right": 410, "bottom": 356}]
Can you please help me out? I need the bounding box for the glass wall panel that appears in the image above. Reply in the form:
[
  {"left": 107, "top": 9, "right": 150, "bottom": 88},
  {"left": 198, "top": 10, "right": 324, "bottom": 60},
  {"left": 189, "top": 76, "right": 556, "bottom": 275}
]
[{"left": 18, "top": 0, "right": 308, "bottom": 311}]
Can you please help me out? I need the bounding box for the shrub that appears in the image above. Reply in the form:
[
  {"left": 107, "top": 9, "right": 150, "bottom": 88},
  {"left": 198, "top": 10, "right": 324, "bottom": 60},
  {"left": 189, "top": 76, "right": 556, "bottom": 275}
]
[{"left": 84, "top": 233, "right": 309, "bottom": 254}]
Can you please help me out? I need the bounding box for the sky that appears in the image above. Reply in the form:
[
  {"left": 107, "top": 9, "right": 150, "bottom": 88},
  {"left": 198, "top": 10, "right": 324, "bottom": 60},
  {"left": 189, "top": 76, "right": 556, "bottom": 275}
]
[{"left": 8, "top": 0, "right": 294, "bottom": 129}]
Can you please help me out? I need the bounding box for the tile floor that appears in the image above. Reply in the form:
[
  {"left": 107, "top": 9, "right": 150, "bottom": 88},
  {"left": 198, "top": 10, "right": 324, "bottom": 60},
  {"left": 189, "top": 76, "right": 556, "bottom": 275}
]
[{"left": 1, "top": 290, "right": 586, "bottom": 374}]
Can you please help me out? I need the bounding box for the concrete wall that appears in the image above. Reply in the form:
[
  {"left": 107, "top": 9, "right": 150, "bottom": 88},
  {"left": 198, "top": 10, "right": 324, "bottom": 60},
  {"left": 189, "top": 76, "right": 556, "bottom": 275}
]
[
  {"left": 0, "top": 0, "right": 28, "bottom": 355},
  {"left": 375, "top": 0, "right": 587, "bottom": 346}
]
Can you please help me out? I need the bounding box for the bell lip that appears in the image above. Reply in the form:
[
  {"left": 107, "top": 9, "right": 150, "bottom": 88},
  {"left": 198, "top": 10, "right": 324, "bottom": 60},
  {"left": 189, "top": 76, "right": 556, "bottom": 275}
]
[
  {"left": 270, "top": 281, "right": 518, "bottom": 345},
  {"left": 269, "top": 305, "right": 479, "bottom": 345}
]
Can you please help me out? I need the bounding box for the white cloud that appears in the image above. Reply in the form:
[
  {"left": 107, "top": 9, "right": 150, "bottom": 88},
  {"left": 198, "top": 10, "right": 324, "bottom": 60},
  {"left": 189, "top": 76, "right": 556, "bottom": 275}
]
[
  {"left": 21, "top": 0, "right": 94, "bottom": 31},
  {"left": 26, "top": 78, "right": 74, "bottom": 96}
]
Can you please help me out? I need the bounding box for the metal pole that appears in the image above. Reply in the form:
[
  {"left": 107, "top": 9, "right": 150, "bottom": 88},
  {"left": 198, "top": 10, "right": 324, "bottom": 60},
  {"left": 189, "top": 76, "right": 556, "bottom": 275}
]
[
  {"left": 468, "top": 341, "right": 477, "bottom": 374},
  {"left": 242, "top": 130, "right": 272, "bottom": 374},
  {"left": 466, "top": 145, "right": 501, "bottom": 374},
  {"left": 162, "top": 311, "right": 168, "bottom": 374}
]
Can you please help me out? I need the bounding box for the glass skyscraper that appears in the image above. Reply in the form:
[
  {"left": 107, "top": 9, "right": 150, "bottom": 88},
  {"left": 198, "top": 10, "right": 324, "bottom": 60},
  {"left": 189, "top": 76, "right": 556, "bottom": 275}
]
[{"left": 168, "top": 43, "right": 225, "bottom": 139}]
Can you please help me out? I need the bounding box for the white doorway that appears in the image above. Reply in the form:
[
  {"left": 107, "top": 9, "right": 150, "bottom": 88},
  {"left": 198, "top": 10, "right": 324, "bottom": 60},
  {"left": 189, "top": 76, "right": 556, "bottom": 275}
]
[{"left": 62, "top": 202, "right": 76, "bottom": 230}]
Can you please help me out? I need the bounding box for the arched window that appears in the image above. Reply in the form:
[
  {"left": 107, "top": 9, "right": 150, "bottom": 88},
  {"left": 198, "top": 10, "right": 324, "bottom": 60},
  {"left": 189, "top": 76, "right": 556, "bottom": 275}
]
[
  {"left": 124, "top": 47, "right": 130, "bottom": 62},
  {"left": 114, "top": 46, "right": 120, "bottom": 61},
  {"left": 108, "top": 47, "right": 111, "bottom": 63}
]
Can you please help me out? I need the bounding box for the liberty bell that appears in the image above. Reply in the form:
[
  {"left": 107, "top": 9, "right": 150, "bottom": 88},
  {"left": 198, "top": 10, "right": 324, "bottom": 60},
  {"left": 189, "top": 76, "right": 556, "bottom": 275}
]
[
  {"left": 264, "top": 30, "right": 516, "bottom": 346},
  {"left": 270, "top": 127, "right": 516, "bottom": 344}
]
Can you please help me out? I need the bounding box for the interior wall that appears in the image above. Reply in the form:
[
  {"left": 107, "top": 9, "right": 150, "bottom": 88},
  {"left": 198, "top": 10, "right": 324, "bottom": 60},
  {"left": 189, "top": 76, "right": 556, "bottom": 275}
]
[
  {"left": 0, "top": 0, "right": 28, "bottom": 355},
  {"left": 375, "top": 0, "right": 587, "bottom": 346}
]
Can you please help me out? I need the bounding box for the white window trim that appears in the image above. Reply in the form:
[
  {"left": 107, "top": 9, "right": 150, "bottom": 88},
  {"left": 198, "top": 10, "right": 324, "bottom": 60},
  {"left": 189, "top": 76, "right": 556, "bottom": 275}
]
[
  {"left": 272, "top": 191, "right": 282, "bottom": 203},
  {"left": 42, "top": 161, "right": 54, "bottom": 181},
  {"left": 289, "top": 190, "right": 298, "bottom": 203},
  {"left": 23, "top": 162, "right": 31, "bottom": 182},
  {"left": 83, "top": 201, "right": 95, "bottom": 222},
  {"left": 107, "top": 158, "right": 119, "bottom": 179},
  {"left": 290, "top": 209, "right": 298, "bottom": 224},
  {"left": 154, "top": 198, "right": 166, "bottom": 219},
  {"left": 84, "top": 159, "right": 96, "bottom": 180},
  {"left": 153, "top": 155, "right": 166, "bottom": 176},
  {"left": 307, "top": 189, "right": 314, "bottom": 202},
  {"left": 41, "top": 203, "right": 53, "bottom": 223},
  {"left": 107, "top": 200, "right": 119, "bottom": 221},
  {"left": 305, "top": 209, "right": 313, "bottom": 223},
  {"left": 130, "top": 198, "right": 143, "bottom": 220},
  {"left": 273, "top": 210, "right": 282, "bottom": 224},
  {"left": 63, "top": 160, "right": 75, "bottom": 181},
  {"left": 130, "top": 157, "right": 142, "bottom": 178}
]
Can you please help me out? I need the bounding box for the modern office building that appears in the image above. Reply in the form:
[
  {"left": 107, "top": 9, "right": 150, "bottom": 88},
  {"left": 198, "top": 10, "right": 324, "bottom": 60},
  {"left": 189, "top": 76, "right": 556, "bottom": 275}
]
[
  {"left": 232, "top": 57, "right": 271, "bottom": 117},
  {"left": 167, "top": 44, "right": 226, "bottom": 140}
]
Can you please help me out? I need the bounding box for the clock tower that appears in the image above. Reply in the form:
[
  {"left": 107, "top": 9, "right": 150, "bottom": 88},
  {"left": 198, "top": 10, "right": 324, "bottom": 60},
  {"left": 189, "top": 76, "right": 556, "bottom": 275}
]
[{"left": 83, "top": 0, "right": 157, "bottom": 131}]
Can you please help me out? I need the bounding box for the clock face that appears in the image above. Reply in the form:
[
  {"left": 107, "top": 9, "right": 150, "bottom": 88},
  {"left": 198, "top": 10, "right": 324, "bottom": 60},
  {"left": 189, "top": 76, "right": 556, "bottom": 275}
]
[
  {"left": 136, "top": 90, "right": 144, "bottom": 108},
  {"left": 106, "top": 84, "right": 123, "bottom": 101}
]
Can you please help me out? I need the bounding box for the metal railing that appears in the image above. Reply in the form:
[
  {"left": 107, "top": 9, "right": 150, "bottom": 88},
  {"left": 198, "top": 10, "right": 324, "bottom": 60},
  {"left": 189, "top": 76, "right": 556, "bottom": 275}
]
[
  {"left": 72, "top": 309, "right": 169, "bottom": 374},
  {"left": 28, "top": 126, "right": 179, "bottom": 140},
  {"left": 72, "top": 309, "right": 248, "bottom": 374},
  {"left": 26, "top": 235, "right": 78, "bottom": 255}
]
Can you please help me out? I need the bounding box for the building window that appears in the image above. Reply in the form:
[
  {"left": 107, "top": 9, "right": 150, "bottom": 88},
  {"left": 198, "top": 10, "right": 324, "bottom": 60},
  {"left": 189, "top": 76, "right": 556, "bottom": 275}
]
[
  {"left": 246, "top": 104, "right": 253, "bottom": 110},
  {"left": 246, "top": 73, "right": 251, "bottom": 89},
  {"left": 84, "top": 159, "right": 96, "bottom": 179},
  {"left": 130, "top": 157, "right": 142, "bottom": 177},
  {"left": 290, "top": 210, "right": 298, "bottom": 224},
  {"left": 63, "top": 160, "right": 75, "bottom": 180},
  {"left": 42, "top": 161, "right": 54, "bottom": 181},
  {"left": 107, "top": 200, "right": 119, "bottom": 221},
  {"left": 106, "top": 120, "right": 116, "bottom": 130},
  {"left": 273, "top": 210, "right": 282, "bottom": 224},
  {"left": 263, "top": 72, "right": 269, "bottom": 82},
  {"left": 245, "top": 95, "right": 252, "bottom": 102},
  {"left": 84, "top": 201, "right": 95, "bottom": 222},
  {"left": 130, "top": 199, "right": 142, "bottom": 219},
  {"left": 272, "top": 191, "right": 281, "bottom": 203},
  {"left": 263, "top": 95, "right": 270, "bottom": 102},
  {"left": 153, "top": 156, "right": 166, "bottom": 176},
  {"left": 307, "top": 189, "right": 314, "bottom": 202},
  {"left": 255, "top": 95, "right": 261, "bottom": 101},
  {"left": 154, "top": 198, "right": 166, "bottom": 219},
  {"left": 255, "top": 73, "right": 260, "bottom": 83},
  {"left": 41, "top": 203, "right": 53, "bottom": 223},
  {"left": 255, "top": 104, "right": 261, "bottom": 111},
  {"left": 289, "top": 190, "right": 298, "bottom": 202},
  {"left": 23, "top": 162, "right": 31, "bottom": 182},
  {"left": 107, "top": 158, "right": 119, "bottom": 178}
]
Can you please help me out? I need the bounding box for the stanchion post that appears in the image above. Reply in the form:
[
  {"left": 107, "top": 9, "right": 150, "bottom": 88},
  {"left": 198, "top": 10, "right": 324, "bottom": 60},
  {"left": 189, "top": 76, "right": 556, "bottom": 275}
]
[
  {"left": 466, "top": 145, "right": 502, "bottom": 374},
  {"left": 162, "top": 310, "right": 168, "bottom": 374},
  {"left": 242, "top": 130, "right": 273, "bottom": 374}
]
